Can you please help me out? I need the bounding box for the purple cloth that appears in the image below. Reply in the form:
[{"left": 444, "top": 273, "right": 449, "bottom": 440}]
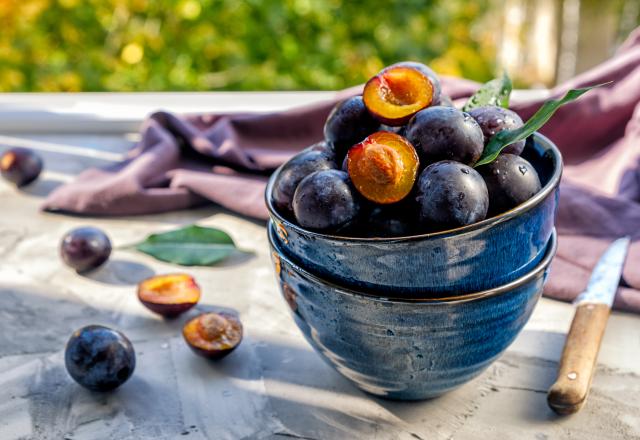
[{"left": 44, "top": 30, "right": 640, "bottom": 312}]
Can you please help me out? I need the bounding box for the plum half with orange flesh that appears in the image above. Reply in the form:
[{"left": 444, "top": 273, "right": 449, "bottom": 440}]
[
  {"left": 388, "top": 61, "right": 441, "bottom": 106},
  {"left": 183, "top": 312, "right": 243, "bottom": 359},
  {"left": 137, "top": 273, "right": 201, "bottom": 317},
  {"left": 347, "top": 131, "right": 419, "bottom": 204},
  {"left": 363, "top": 65, "right": 434, "bottom": 126}
]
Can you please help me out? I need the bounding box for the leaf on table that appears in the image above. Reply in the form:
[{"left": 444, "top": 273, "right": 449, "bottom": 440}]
[
  {"left": 474, "top": 82, "right": 609, "bottom": 167},
  {"left": 462, "top": 71, "right": 512, "bottom": 111},
  {"left": 133, "top": 224, "right": 251, "bottom": 266}
]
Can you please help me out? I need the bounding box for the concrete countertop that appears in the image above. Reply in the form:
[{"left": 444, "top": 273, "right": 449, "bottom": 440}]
[{"left": 0, "top": 94, "right": 638, "bottom": 440}]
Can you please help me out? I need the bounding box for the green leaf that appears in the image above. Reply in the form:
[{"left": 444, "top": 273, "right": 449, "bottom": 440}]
[
  {"left": 134, "top": 225, "right": 248, "bottom": 266},
  {"left": 462, "top": 72, "right": 512, "bottom": 111},
  {"left": 474, "top": 83, "right": 609, "bottom": 167}
]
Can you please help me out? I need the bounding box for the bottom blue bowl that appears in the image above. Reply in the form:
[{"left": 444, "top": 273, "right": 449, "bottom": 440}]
[{"left": 269, "top": 227, "right": 557, "bottom": 400}]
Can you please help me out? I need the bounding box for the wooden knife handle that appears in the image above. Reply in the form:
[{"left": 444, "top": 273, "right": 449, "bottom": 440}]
[{"left": 547, "top": 302, "right": 611, "bottom": 415}]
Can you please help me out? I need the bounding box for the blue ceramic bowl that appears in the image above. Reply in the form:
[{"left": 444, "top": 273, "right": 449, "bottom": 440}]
[
  {"left": 266, "top": 132, "right": 561, "bottom": 297},
  {"left": 269, "top": 226, "right": 557, "bottom": 400}
]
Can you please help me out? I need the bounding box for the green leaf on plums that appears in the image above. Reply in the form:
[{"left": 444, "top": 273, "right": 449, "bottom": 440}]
[
  {"left": 462, "top": 71, "right": 512, "bottom": 111},
  {"left": 474, "top": 83, "right": 609, "bottom": 167},
  {"left": 134, "top": 225, "right": 251, "bottom": 266}
]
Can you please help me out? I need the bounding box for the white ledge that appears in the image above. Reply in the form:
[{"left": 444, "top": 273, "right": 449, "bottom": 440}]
[{"left": 0, "top": 90, "right": 548, "bottom": 134}]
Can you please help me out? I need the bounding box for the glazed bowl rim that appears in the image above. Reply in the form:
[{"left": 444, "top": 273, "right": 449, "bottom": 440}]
[
  {"left": 269, "top": 225, "right": 557, "bottom": 304},
  {"left": 265, "top": 132, "right": 562, "bottom": 242}
]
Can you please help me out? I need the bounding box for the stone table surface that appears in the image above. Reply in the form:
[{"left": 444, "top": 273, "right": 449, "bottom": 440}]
[{"left": 0, "top": 130, "right": 639, "bottom": 440}]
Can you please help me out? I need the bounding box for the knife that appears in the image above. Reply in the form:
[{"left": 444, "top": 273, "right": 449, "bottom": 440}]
[{"left": 547, "top": 236, "right": 631, "bottom": 415}]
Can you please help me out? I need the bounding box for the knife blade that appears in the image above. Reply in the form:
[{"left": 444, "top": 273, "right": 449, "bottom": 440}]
[
  {"left": 574, "top": 236, "right": 631, "bottom": 307},
  {"left": 547, "top": 237, "right": 630, "bottom": 415}
]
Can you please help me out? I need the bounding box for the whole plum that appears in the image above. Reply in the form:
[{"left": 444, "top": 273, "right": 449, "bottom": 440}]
[
  {"left": 0, "top": 148, "right": 43, "bottom": 186},
  {"left": 468, "top": 105, "right": 526, "bottom": 155},
  {"left": 478, "top": 154, "right": 541, "bottom": 215},
  {"left": 324, "top": 96, "right": 380, "bottom": 159},
  {"left": 292, "top": 169, "right": 360, "bottom": 232},
  {"left": 65, "top": 325, "right": 135, "bottom": 391},
  {"left": 405, "top": 107, "right": 484, "bottom": 166},
  {"left": 416, "top": 160, "right": 489, "bottom": 228},
  {"left": 60, "top": 227, "right": 112, "bottom": 273},
  {"left": 272, "top": 144, "right": 336, "bottom": 216}
]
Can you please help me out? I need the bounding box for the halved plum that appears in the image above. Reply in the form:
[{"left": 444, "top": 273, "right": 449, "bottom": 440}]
[
  {"left": 388, "top": 61, "right": 441, "bottom": 106},
  {"left": 138, "top": 273, "right": 201, "bottom": 317},
  {"left": 347, "top": 131, "right": 419, "bottom": 204},
  {"left": 363, "top": 65, "right": 434, "bottom": 126},
  {"left": 183, "top": 312, "right": 243, "bottom": 359}
]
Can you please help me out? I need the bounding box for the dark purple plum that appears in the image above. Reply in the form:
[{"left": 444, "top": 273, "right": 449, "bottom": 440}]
[
  {"left": 324, "top": 96, "right": 380, "bottom": 158},
  {"left": 405, "top": 106, "right": 484, "bottom": 166},
  {"left": 0, "top": 148, "right": 43, "bottom": 186},
  {"left": 416, "top": 160, "right": 489, "bottom": 228},
  {"left": 478, "top": 154, "right": 541, "bottom": 215},
  {"left": 60, "top": 227, "right": 112, "bottom": 273},
  {"left": 65, "top": 325, "right": 135, "bottom": 391},
  {"left": 292, "top": 170, "right": 360, "bottom": 232},
  {"left": 389, "top": 61, "right": 442, "bottom": 107},
  {"left": 468, "top": 106, "right": 526, "bottom": 155},
  {"left": 272, "top": 144, "right": 336, "bottom": 216}
]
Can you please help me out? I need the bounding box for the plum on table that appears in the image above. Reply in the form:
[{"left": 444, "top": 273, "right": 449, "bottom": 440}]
[
  {"left": 60, "top": 227, "right": 112, "bottom": 273},
  {"left": 183, "top": 312, "right": 243, "bottom": 359},
  {"left": 137, "top": 273, "right": 201, "bottom": 317},
  {"left": 0, "top": 147, "right": 43, "bottom": 186},
  {"left": 65, "top": 325, "right": 135, "bottom": 391}
]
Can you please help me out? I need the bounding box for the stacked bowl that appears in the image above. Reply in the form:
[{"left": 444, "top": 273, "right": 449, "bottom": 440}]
[{"left": 267, "top": 132, "right": 561, "bottom": 400}]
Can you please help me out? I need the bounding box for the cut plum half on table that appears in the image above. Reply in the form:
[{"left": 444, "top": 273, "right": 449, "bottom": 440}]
[
  {"left": 348, "top": 131, "right": 419, "bottom": 204},
  {"left": 138, "top": 273, "right": 201, "bottom": 317},
  {"left": 183, "top": 312, "right": 243, "bottom": 359},
  {"left": 363, "top": 65, "right": 434, "bottom": 126}
]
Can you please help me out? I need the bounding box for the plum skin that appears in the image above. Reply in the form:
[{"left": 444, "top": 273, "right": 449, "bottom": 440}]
[
  {"left": 478, "top": 154, "right": 542, "bottom": 215},
  {"left": 405, "top": 106, "right": 485, "bottom": 166},
  {"left": 60, "top": 227, "right": 112, "bottom": 273},
  {"left": 292, "top": 169, "right": 360, "bottom": 232},
  {"left": 416, "top": 160, "right": 489, "bottom": 228},
  {"left": 65, "top": 325, "right": 135, "bottom": 391},
  {"left": 0, "top": 147, "right": 43, "bottom": 186},
  {"left": 324, "top": 96, "right": 380, "bottom": 159},
  {"left": 468, "top": 106, "right": 526, "bottom": 155},
  {"left": 272, "top": 144, "right": 336, "bottom": 217}
]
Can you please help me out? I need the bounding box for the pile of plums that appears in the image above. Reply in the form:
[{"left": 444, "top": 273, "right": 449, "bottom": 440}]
[
  {"left": 59, "top": 227, "right": 243, "bottom": 391},
  {"left": 272, "top": 62, "right": 542, "bottom": 237}
]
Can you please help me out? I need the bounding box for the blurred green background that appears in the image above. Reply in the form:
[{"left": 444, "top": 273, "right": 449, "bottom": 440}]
[{"left": 0, "top": 0, "right": 638, "bottom": 92}]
